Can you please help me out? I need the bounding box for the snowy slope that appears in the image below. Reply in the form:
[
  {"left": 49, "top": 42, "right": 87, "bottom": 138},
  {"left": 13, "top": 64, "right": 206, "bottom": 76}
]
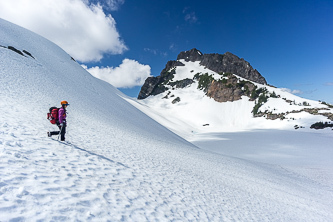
[
  {"left": 1, "top": 18, "right": 333, "bottom": 222},
  {"left": 128, "top": 60, "right": 332, "bottom": 139}
]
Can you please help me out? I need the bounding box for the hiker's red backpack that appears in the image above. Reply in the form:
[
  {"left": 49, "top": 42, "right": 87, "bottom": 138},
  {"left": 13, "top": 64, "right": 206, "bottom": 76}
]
[{"left": 47, "top": 107, "right": 59, "bottom": 124}]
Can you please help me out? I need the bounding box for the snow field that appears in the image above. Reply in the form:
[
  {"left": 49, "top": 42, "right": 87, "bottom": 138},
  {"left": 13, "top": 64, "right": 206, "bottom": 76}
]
[
  {"left": 0, "top": 98, "right": 332, "bottom": 221},
  {"left": 170, "top": 60, "right": 219, "bottom": 82},
  {"left": 1, "top": 18, "right": 333, "bottom": 221},
  {"left": 2, "top": 96, "right": 333, "bottom": 221},
  {"left": 0, "top": 100, "right": 209, "bottom": 221}
]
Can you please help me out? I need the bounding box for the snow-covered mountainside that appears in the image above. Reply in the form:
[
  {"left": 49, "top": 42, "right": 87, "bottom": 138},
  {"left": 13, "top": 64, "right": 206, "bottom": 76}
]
[
  {"left": 1, "top": 18, "right": 333, "bottom": 221},
  {"left": 132, "top": 51, "right": 333, "bottom": 139}
]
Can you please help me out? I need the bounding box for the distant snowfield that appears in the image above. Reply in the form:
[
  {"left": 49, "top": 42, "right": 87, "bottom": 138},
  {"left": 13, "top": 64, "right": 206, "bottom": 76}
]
[
  {"left": 191, "top": 130, "right": 333, "bottom": 186},
  {"left": 1, "top": 18, "right": 333, "bottom": 221}
]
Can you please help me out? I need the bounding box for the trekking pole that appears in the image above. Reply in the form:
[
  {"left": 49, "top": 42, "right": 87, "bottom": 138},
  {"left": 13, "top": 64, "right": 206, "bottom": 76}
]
[{"left": 58, "top": 125, "right": 63, "bottom": 141}]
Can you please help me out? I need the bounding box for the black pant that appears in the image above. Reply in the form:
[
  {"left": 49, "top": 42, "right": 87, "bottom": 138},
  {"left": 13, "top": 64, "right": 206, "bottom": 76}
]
[{"left": 49, "top": 123, "right": 66, "bottom": 141}]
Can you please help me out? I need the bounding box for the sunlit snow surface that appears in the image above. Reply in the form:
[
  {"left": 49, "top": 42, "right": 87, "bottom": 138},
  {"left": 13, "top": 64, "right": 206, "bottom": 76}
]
[{"left": 1, "top": 18, "right": 333, "bottom": 221}]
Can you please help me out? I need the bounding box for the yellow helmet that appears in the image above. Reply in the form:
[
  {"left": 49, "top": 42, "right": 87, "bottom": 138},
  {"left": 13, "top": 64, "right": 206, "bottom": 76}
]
[{"left": 61, "top": 100, "right": 69, "bottom": 106}]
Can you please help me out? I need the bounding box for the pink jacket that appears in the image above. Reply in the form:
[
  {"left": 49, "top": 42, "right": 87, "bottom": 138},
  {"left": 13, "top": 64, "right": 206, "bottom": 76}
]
[{"left": 58, "top": 107, "right": 66, "bottom": 124}]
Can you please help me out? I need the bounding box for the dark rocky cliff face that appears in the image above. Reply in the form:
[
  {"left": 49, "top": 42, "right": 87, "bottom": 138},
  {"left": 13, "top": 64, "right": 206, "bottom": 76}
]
[
  {"left": 138, "top": 60, "right": 185, "bottom": 100},
  {"left": 177, "top": 48, "right": 267, "bottom": 85},
  {"left": 138, "top": 48, "right": 267, "bottom": 100}
]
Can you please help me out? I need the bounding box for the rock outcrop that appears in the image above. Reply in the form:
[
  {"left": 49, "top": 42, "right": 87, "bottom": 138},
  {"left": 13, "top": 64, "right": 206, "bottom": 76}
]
[
  {"left": 177, "top": 48, "right": 267, "bottom": 85},
  {"left": 207, "top": 76, "right": 256, "bottom": 103},
  {"left": 138, "top": 60, "right": 184, "bottom": 99},
  {"left": 138, "top": 48, "right": 266, "bottom": 100},
  {"left": 2, "top": 45, "right": 35, "bottom": 59}
]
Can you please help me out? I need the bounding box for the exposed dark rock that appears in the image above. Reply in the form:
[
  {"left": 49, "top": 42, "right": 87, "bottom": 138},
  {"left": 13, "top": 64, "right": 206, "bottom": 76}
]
[
  {"left": 172, "top": 97, "right": 181, "bottom": 104},
  {"left": 138, "top": 76, "right": 166, "bottom": 99},
  {"left": 162, "top": 91, "right": 171, "bottom": 99},
  {"left": 255, "top": 107, "right": 333, "bottom": 122},
  {"left": 303, "top": 108, "right": 333, "bottom": 121},
  {"left": 138, "top": 60, "right": 184, "bottom": 99},
  {"left": 8, "top": 46, "right": 24, "bottom": 56},
  {"left": 207, "top": 77, "right": 256, "bottom": 102},
  {"left": 169, "top": 78, "right": 194, "bottom": 89},
  {"left": 310, "top": 121, "right": 333, "bottom": 129},
  {"left": 4, "top": 46, "right": 35, "bottom": 59},
  {"left": 23, "top": 50, "right": 35, "bottom": 59},
  {"left": 164, "top": 60, "right": 185, "bottom": 72},
  {"left": 177, "top": 48, "right": 203, "bottom": 62},
  {"left": 138, "top": 48, "right": 267, "bottom": 99},
  {"left": 178, "top": 48, "right": 267, "bottom": 85}
]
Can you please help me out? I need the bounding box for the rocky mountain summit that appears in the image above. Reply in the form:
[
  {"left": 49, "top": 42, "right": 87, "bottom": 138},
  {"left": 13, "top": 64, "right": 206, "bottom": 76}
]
[
  {"left": 138, "top": 48, "right": 266, "bottom": 100},
  {"left": 137, "top": 49, "right": 333, "bottom": 127},
  {"left": 177, "top": 48, "right": 267, "bottom": 85}
]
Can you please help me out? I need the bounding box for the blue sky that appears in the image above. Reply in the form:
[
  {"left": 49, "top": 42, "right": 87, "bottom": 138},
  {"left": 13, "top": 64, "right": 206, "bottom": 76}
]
[
  {"left": 112, "top": 0, "right": 333, "bottom": 103},
  {"left": 1, "top": 0, "right": 332, "bottom": 103}
]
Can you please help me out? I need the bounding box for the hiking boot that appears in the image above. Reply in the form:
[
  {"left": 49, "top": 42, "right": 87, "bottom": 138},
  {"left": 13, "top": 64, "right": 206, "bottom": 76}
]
[{"left": 47, "top": 132, "right": 51, "bottom": 137}]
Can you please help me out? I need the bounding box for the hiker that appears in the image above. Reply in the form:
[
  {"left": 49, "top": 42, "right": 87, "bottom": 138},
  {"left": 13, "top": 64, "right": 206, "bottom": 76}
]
[{"left": 47, "top": 101, "right": 69, "bottom": 141}]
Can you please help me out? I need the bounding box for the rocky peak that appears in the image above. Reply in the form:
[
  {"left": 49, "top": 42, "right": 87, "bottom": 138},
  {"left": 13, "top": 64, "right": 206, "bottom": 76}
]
[
  {"left": 177, "top": 48, "right": 203, "bottom": 62},
  {"left": 138, "top": 48, "right": 267, "bottom": 100},
  {"left": 137, "top": 60, "right": 185, "bottom": 100},
  {"left": 203, "top": 51, "right": 267, "bottom": 85},
  {"left": 177, "top": 48, "right": 267, "bottom": 85}
]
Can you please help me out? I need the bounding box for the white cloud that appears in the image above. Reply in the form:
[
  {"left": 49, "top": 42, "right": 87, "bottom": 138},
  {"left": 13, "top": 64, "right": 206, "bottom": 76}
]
[
  {"left": 102, "top": 0, "right": 125, "bottom": 11},
  {"left": 83, "top": 59, "right": 151, "bottom": 88},
  {"left": 183, "top": 8, "right": 198, "bottom": 24},
  {"left": 144, "top": 48, "right": 158, "bottom": 55},
  {"left": 291, "top": 89, "right": 303, "bottom": 94},
  {"left": 281, "top": 88, "right": 303, "bottom": 95},
  {"left": 184, "top": 12, "right": 198, "bottom": 23},
  {"left": 0, "top": 0, "right": 127, "bottom": 62},
  {"left": 144, "top": 48, "right": 168, "bottom": 57},
  {"left": 86, "top": 0, "right": 125, "bottom": 11}
]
